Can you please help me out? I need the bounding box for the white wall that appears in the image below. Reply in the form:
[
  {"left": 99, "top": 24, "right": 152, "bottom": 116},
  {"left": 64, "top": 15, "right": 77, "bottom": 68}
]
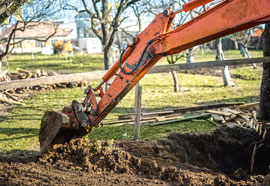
[
  {"left": 78, "top": 38, "right": 102, "bottom": 54},
  {"left": 12, "top": 47, "right": 42, "bottom": 53}
]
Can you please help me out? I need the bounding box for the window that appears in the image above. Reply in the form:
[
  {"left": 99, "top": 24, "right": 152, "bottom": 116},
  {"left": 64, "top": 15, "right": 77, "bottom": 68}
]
[{"left": 36, "top": 41, "right": 42, "bottom": 47}]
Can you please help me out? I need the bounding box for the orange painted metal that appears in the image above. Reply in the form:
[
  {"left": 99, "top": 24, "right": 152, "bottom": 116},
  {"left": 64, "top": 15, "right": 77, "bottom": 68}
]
[
  {"left": 183, "top": 0, "right": 214, "bottom": 12},
  {"left": 102, "top": 46, "right": 134, "bottom": 82},
  {"left": 154, "top": 0, "right": 270, "bottom": 55},
  {"left": 173, "top": 0, "right": 215, "bottom": 15},
  {"left": 90, "top": 12, "right": 171, "bottom": 126},
  {"left": 61, "top": 0, "right": 270, "bottom": 130},
  {"left": 88, "top": 0, "right": 270, "bottom": 127}
]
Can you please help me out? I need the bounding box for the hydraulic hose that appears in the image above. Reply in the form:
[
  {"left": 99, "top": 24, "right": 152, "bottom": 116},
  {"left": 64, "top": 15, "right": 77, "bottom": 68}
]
[{"left": 119, "top": 39, "right": 154, "bottom": 75}]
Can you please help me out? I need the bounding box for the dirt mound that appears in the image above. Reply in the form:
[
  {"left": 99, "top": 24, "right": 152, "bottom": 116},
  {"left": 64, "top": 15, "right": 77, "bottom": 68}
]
[
  {"left": 34, "top": 127, "right": 270, "bottom": 185},
  {"left": 39, "top": 139, "right": 133, "bottom": 173},
  {"left": 0, "top": 159, "right": 165, "bottom": 186},
  {"left": 1, "top": 127, "right": 270, "bottom": 185},
  {"left": 39, "top": 138, "right": 214, "bottom": 185}
]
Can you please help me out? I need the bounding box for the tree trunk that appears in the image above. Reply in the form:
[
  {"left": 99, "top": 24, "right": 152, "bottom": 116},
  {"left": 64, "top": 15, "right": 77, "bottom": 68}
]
[
  {"left": 239, "top": 42, "right": 256, "bottom": 68},
  {"left": 104, "top": 48, "right": 113, "bottom": 70},
  {"left": 116, "top": 32, "right": 123, "bottom": 55},
  {"left": 171, "top": 70, "right": 179, "bottom": 92},
  {"left": 216, "top": 38, "right": 235, "bottom": 86},
  {"left": 200, "top": 45, "right": 205, "bottom": 56},
  {"left": 239, "top": 43, "right": 247, "bottom": 57},
  {"left": 234, "top": 41, "right": 238, "bottom": 50},
  {"left": 186, "top": 48, "right": 194, "bottom": 63},
  {"left": 104, "top": 48, "right": 114, "bottom": 91},
  {"left": 244, "top": 47, "right": 251, "bottom": 59},
  {"left": 138, "top": 16, "right": 142, "bottom": 33},
  {"left": 245, "top": 45, "right": 257, "bottom": 68},
  {"left": 259, "top": 24, "right": 270, "bottom": 121}
]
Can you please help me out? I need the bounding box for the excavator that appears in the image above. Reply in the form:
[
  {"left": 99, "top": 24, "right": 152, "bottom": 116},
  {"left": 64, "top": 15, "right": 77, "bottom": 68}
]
[{"left": 39, "top": 0, "right": 270, "bottom": 153}]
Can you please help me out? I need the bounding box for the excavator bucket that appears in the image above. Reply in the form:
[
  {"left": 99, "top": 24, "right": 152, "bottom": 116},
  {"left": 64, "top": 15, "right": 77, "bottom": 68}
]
[{"left": 39, "top": 111, "right": 88, "bottom": 154}]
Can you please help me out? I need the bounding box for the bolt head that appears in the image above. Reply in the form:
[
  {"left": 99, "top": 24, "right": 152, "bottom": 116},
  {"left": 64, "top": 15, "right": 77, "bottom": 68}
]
[
  {"left": 163, "top": 10, "right": 169, "bottom": 16},
  {"left": 81, "top": 121, "right": 87, "bottom": 127}
]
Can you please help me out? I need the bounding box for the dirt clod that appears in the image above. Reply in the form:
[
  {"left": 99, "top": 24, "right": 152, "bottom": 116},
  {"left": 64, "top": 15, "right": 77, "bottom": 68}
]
[{"left": 1, "top": 126, "right": 270, "bottom": 185}]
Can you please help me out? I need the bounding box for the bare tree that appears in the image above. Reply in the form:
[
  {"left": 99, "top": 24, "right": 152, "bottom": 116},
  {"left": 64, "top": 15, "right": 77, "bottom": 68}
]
[
  {"left": 231, "top": 30, "right": 252, "bottom": 57},
  {"left": 65, "top": 0, "right": 140, "bottom": 70},
  {"left": 143, "top": 0, "right": 235, "bottom": 89},
  {"left": 186, "top": 48, "right": 196, "bottom": 63},
  {"left": 142, "top": 0, "right": 195, "bottom": 92},
  {"left": 0, "top": 23, "right": 58, "bottom": 57},
  {"left": 0, "top": 0, "right": 26, "bottom": 71},
  {"left": 259, "top": 24, "right": 270, "bottom": 120},
  {"left": 230, "top": 29, "right": 257, "bottom": 68},
  {"left": 216, "top": 38, "right": 235, "bottom": 86},
  {"left": 0, "top": 0, "right": 64, "bottom": 70},
  {"left": 167, "top": 54, "right": 184, "bottom": 92},
  {"left": 131, "top": 1, "right": 146, "bottom": 32},
  {"left": 0, "top": 0, "right": 27, "bottom": 24},
  {"left": 144, "top": 0, "right": 217, "bottom": 91}
]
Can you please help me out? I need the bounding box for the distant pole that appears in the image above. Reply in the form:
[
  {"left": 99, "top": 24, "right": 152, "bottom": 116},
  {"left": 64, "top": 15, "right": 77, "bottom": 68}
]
[{"left": 134, "top": 83, "right": 142, "bottom": 140}]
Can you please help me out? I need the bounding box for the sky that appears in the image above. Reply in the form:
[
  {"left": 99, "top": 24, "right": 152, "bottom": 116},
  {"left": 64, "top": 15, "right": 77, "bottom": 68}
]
[
  {"left": 6, "top": 0, "right": 199, "bottom": 33},
  {"left": 55, "top": 0, "right": 152, "bottom": 32}
]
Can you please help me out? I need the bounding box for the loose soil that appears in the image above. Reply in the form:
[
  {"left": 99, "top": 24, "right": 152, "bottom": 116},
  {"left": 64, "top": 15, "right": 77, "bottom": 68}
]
[{"left": 1, "top": 127, "right": 270, "bottom": 186}]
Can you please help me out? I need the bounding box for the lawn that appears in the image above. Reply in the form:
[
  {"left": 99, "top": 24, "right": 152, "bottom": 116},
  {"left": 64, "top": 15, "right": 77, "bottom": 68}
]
[
  {"left": 6, "top": 49, "right": 263, "bottom": 73},
  {"left": 7, "top": 53, "right": 104, "bottom": 74},
  {"left": 0, "top": 49, "right": 264, "bottom": 153}
]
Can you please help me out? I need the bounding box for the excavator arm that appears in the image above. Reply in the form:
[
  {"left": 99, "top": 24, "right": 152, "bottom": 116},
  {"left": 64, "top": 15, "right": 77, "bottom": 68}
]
[{"left": 39, "top": 0, "right": 270, "bottom": 153}]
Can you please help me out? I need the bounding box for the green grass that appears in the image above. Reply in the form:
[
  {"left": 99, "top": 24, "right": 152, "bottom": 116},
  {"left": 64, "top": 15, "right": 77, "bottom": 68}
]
[
  {"left": 0, "top": 50, "right": 264, "bottom": 153},
  {"left": 6, "top": 49, "right": 263, "bottom": 74},
  {"left": 159, "top": 49, "right": 263, "bottom": 64},
  {"left": 0, "top": 88, "right": 85, "bottom": 151},
  {"left": 89, "top": 120, "right": 216, "bottom": 141},
  {"left": 231, "top": 66, "right": 262, "bottom": 80},
  {"left": 7, "top": 53, "right": 104, "bottom": 73},
  {"left": 0, "top": 72, "right": 261, "bottom": 152}
]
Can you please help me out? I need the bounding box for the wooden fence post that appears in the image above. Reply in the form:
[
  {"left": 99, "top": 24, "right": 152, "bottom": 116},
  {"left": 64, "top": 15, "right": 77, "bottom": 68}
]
[{"left": 134, "top": 84, "right": 142, "bottom": 140}]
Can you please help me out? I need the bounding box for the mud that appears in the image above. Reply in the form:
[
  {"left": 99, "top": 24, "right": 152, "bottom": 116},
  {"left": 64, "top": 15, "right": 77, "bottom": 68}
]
[{"left": 1, "top": 126, "right": 270, "bottom": 186}]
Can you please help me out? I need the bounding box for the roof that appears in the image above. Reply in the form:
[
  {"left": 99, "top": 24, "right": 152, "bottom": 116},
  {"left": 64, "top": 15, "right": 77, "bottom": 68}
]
[
  {"left": 0, "top": 22, "right": 72, "bottom": 40},
  {"left": 252, "top": 29, "right": 264, "bottom": 37}
]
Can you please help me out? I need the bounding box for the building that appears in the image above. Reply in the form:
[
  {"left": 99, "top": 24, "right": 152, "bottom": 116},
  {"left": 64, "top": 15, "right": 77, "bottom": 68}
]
[
  {"left": 0, "top": 22, "right": 73, "bottom": 54},
  {"left": 75, "top": 12, "right": 95, "bottom": 39},
  {"left": 74, "top": 12, "right": 103, "bottom": 54}
]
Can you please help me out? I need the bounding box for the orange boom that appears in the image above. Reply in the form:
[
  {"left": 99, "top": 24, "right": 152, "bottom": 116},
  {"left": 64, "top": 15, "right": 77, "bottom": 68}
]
[{"left": 39, "top": 0, "right": 270, "bottom": 153}]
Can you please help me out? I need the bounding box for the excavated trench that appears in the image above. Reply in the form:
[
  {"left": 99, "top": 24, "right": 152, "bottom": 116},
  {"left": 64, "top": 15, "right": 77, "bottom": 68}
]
[
  {"left": 1, "top": 126, "right": 270, "bottom": 185},
  {"left": 157, "top": 127, "right": 270, "bottom": 177}
]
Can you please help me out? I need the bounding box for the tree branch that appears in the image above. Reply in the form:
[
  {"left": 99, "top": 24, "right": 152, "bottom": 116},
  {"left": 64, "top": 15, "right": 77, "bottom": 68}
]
[{"left": 0, "top": 0, "right": 27, "bottom": 24}]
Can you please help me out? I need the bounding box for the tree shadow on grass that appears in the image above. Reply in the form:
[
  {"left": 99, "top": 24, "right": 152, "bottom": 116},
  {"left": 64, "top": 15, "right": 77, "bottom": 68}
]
[
  {"left": 0, "top": 134, "right": 37, "bottom": 142},
  {"left": 0, "top": 116, "right": 41, "bottom": 122},
  {"left": 0, "top": 127, "right": 39, "bottom": 141}
]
